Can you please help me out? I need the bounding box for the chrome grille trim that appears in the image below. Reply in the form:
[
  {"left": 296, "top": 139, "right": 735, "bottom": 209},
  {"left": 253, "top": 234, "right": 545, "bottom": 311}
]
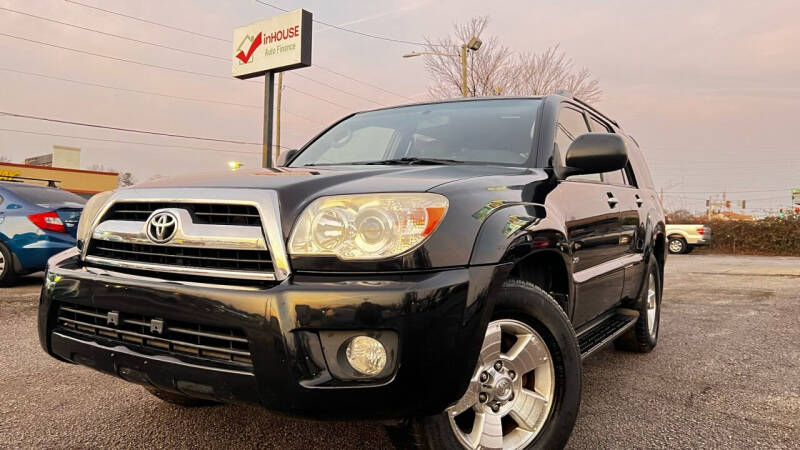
[
  {"left": 92, "top": 212, "right": 268, "bottom": 250},
  {"left": 85, "top": 255, "right": 276, "bottom": 281},
  {"left": 82, "top": 188, "right": 291, "bottom": 281}
]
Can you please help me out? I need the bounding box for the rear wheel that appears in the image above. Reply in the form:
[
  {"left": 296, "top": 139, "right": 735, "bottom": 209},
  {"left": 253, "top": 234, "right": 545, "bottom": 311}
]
[
  {"left": 0, "top": 243, "right": 18, "bottom": 287},
  {"left": 407, "top": 280, "right": 581, "bottom": 449},
  {"left": 668, "top": 236, "right": 687, "bottom": 254},
  {"left": 615, "top": 255, "right": 662, "bottom": 353}
]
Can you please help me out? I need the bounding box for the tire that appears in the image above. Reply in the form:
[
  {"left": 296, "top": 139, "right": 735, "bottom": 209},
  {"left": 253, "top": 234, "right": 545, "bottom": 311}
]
[
  {"left": 667, "top": 236, "right": 687, "bottom": 254},
  {"left": 406, "top": 279, "right": 582, "bottom": 450},
  {"left": 0, "top": 243, "right": 18, "bottom": 287},
  {"left": 145, "top": 387, "right": 220, "bottom": 407},
  {"left": 615, "top": 255, "right": 662, "bottom": 353}
]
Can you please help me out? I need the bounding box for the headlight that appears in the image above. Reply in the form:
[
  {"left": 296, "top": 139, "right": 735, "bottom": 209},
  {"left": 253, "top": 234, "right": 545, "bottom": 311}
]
[
  {"left": 288, "top": 193, "right": 448, "bottom": 260},
  {"left": 76, "top": 190, "right": 115, "bottom": 246}
]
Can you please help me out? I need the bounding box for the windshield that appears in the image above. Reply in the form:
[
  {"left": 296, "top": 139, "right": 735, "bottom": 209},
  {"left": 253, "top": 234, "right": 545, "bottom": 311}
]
[
  {"left": 290, "top": 99, "right": 541, "bottom": 167},
  {"left": 5, "top": 184, "right": 87, "bottom": 207}
]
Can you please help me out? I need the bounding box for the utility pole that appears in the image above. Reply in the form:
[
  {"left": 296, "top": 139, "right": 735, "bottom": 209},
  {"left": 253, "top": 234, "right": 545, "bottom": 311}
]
[{"left": 276, "top": 72, "right": 283, "bottom": 162}]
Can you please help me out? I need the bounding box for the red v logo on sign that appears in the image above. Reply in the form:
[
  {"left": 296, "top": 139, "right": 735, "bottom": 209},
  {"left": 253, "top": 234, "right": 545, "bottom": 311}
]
[{"left": 236, "top": 32, "right": 262, "bottom": 64}]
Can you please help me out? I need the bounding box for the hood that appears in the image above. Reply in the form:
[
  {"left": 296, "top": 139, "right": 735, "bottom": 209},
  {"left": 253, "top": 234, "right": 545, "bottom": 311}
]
[
  {"left": 134, "top": 165, "right": 530, "bottom": 195},
  {"left": 130, "top": 165, "right": 532, "bottom": 234}
]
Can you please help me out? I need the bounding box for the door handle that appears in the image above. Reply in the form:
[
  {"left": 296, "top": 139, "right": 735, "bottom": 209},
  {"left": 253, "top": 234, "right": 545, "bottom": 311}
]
[
  {"left": 635, "top": 195, "right": 643, "bottom": 208},
  {"left": 606, "top": 192, "right": 619, "bottom": 208}
]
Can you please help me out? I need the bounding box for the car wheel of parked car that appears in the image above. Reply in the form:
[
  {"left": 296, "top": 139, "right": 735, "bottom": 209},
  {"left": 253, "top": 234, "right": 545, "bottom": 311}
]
[
  {"left": 144, "top": 387, "right": 220, "bottom": 407},
  {"left": 667, "top": 236, "right": 688, "bottom": 254},
  {"left": 0, "top": 243, "right": 18, "bottom": 287},
  {"left": 408, "top": 279, "right": 581, "bottom": 450},
  {"left": 615, "top": 255, "right": 662, "bottom": 353}
]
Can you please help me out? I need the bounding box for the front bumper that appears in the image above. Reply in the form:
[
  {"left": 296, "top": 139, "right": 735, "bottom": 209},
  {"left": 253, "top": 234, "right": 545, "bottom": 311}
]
[{"left": 39, "top": 250, "right": 509, "bottom": 419}]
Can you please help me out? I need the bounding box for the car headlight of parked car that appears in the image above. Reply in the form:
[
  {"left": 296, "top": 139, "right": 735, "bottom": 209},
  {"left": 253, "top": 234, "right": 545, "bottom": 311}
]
[
  {"left": 76, "top": 190, "right": 115, "bottom": 249},
  {"left": 288, "top": 193, "right": 448, "bottom": 260}
]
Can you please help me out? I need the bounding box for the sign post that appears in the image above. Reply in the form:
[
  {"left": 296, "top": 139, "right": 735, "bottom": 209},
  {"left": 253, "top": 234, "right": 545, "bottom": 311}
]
[{"left": 233, "top": 9, "right": 312, "bottom": 168}]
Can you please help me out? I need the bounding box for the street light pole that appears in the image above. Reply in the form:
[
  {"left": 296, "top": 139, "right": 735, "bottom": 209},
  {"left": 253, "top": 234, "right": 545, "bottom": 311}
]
[
  {"left": 403, "top": 37, "right": 480, "bottom": 98},
  {"left": 460, "top": 44, "right": 468, "bottom": 97}
]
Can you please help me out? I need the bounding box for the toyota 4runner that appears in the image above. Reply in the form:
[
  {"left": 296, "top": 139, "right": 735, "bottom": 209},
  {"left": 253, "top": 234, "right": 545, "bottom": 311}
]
[{"left": 39, "top": 94, "right": 666, "bottom": 449}]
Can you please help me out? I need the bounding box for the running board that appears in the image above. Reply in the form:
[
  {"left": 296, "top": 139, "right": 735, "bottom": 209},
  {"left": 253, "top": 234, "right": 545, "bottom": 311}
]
[{"left": 577, "top": 309, "right": 639, "bottom": 359}]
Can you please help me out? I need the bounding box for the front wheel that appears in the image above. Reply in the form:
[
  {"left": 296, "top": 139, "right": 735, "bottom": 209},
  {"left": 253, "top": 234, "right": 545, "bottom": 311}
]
[{"left": 408, "top": 280, "right": 581, "bottom": 450}]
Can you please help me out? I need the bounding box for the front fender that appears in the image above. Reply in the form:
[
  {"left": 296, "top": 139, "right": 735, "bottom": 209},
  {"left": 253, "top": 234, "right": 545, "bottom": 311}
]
[{"left": 469, "top": 203, "right": 569, "bottom": 266}]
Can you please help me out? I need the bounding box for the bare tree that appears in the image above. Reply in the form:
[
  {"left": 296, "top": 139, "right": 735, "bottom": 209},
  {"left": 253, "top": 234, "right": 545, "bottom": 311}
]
[
  {"left": 423, "top": 17, "right": 514, "bottom": 99},
  {"left": 0, "top": 155, "right": 10, "bottom": 163},
  {"left": 509, "top": 45, "right": 602, "bottom": 103},
  {"left": 87, "top": 164, "right": 136, "bottom": 187},
  {"left": 422, "top": 18, "right": 602, "bottom": 104}
]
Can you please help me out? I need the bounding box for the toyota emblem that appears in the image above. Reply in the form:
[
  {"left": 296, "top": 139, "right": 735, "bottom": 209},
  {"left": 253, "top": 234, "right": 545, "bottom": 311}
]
[{"left": 146, "top": 211, "right": 178, "bottom": 244}]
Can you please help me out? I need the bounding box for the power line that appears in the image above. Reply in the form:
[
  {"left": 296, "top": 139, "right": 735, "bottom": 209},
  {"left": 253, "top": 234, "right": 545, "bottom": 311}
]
[
  {"left": 0, "top": 32, "right": 352, "bottom": 110},
  {"left": 0, "top": 6, "right": 225, "bottom": 60},
  {"left": 0, "top": 128, "right": 261, "bottom": 154},
  {"left": 58, "top": 1, "right": 415, "bottom": 101},
  {"left": 0, "top": 6, "right": 383, "bottom": 107},
  {"left": 62, "top": 0, "right": 228, "bottom": 43},
  {"left": 252, "top": 0, "right": 439, "bottom": 47},
  {"left": 314, "top": 65, "right": 414, "bottom": 101},
  {"left": 292, "top": 72, "right": 383, "bottom": 106},
  {"left": 0, "top": 111, "right": 260, "bottom": 145},
  {"left": 0, "top": 67, "right": 324, "bottom": 124}
]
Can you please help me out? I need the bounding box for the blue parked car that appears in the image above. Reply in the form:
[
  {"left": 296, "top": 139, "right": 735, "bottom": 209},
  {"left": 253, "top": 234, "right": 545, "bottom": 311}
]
[{"left": 0, "top": 181, "right": 86, "bottom": 285}]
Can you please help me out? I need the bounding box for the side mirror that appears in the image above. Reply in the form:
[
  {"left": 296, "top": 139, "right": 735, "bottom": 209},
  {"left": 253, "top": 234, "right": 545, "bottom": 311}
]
[
  {"left": 560, "top": 133, "right": 628, "bottom": 178},
  {"left": 276, "top": 149, "right": 299, "bottom": 167}
]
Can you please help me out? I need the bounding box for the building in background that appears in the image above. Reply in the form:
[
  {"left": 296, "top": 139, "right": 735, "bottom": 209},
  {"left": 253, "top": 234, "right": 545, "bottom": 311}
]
[
  {"left": 1, "top": 145, "right": 117, "bottom": 197},
  {"left": 24, "top": 145, "right": 82, "bottom": 169}
]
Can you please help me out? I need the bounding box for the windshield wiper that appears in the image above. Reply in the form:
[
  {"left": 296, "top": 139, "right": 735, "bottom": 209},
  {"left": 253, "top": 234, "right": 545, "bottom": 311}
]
[{"left": 361, "top": 157, "right": 464, "bottom": 165}]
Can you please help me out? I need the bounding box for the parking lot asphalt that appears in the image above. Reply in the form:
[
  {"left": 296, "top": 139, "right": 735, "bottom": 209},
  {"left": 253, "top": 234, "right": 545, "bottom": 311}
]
[{"left": 1, "top": 254, "right": 798, "bottom": 449}]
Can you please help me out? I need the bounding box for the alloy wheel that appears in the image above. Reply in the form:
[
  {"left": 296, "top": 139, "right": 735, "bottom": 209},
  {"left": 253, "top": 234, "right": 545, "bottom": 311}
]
[
  {"left": 0, "top": 252, "right": 5, "bottom": 276},
  {"left": 446, "top": 319, "right": 555, "bottom": 449},
  {"left": 668, "top": 239, "right": 683, "bottom": 254},
  {"left": 646, "top": 273, "right": 658, "bottom": 337}
]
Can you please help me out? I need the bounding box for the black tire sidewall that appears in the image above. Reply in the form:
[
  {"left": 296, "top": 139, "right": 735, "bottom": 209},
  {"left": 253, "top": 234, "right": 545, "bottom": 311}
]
[
  {"left": 0, "top": 242, "right": 17, "bottom": 286},
  {"left": 412, "top": 280, "right": 581, "bottom": 450},
  {"left": 633, "top": 255, "right": 662, "bottom": 350}
]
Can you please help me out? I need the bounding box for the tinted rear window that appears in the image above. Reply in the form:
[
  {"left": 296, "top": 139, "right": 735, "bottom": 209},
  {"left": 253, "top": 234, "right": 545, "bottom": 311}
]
[{"left": 5, "top": 185, "right": 87, "bottom": 206}]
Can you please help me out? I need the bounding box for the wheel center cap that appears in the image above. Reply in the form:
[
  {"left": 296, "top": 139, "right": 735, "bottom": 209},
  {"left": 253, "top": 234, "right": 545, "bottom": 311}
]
[{"left": 494, "top": 377, "right": 513, "bottom": 401}]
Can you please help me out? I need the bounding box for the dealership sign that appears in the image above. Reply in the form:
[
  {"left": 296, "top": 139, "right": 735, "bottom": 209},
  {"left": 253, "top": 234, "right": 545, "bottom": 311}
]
[{"left": 232, "top": 9, "right": 312, "bottom": 79}]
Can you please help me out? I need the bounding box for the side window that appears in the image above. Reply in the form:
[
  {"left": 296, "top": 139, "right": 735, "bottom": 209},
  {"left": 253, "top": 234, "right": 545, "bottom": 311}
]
[
  {"left": 556, "top": 107, "right": 601, "bottom": 182},
  {"left": 587, "top": 114, "right": 626, "bottom": 185}
]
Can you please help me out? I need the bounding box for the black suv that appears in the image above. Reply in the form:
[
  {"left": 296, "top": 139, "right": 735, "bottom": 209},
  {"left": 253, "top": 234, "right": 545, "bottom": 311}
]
[{"left": 39, "top": 94, "right": 665, "bottom": 449}]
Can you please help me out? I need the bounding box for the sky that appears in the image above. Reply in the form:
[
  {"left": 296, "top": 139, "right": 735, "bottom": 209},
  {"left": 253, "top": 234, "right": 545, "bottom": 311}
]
[{"left": 1, "top": 0, "right": 799, "bottom": 214}]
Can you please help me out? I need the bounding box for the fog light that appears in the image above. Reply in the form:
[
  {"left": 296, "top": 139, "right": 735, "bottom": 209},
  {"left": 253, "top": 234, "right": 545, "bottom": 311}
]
[{"left": 345, "top": 336, "right": 387, "bottom": 376}]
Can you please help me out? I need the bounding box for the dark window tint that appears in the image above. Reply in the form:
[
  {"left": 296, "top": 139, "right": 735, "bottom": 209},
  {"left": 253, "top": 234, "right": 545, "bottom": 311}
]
[
  {"left": 556, "top": 107, "right": 602, "bottom": 182},
  {"left": 5, "top": 185, "right": 87, "bottom": 206}
]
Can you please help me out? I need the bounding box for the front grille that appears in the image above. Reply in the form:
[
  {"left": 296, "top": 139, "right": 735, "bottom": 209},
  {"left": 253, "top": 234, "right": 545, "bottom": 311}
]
[
  {"left": 56, "top": 302, "right": 253, "bottom": 370},
  {"left": 102, "top": 202, "right": 262, "bottom": 226},
  {"left": 87, "top": 241, "right": 273, "bottom": 272}
]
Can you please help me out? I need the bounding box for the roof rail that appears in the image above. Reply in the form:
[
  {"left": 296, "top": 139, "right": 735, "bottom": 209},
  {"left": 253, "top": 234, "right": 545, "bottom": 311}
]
[
  {"left": 1, "top": 175, "right": 61, "bottom": 188},
  {"left": 571, "top": 97, "right": 619, "bottom": 128}
]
